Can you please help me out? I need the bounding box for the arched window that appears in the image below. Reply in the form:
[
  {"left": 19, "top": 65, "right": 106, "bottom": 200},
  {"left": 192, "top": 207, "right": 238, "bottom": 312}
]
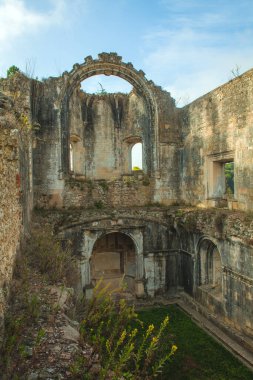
[
  {"left": 70, "top": 143, "right": 74, "bottom": 172},
  {"left": 131, "top": 142, "right": 143, "bottom": 171}
]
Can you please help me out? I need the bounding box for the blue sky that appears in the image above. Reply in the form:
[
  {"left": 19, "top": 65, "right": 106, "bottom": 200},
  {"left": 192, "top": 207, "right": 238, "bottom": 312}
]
[{"left": 0, "top": 0, "right": 252, "bottom": 105}]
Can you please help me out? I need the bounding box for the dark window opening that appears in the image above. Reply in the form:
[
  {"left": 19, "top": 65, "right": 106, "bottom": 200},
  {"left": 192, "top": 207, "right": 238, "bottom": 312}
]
[{"left": 224, "top": 162, "right": 234, "bottom": 195}]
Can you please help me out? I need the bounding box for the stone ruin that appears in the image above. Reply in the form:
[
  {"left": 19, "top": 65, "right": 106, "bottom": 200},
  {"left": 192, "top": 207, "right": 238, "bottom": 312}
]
[{"left": 1, "top": 52, "right": 253, "bottom": 339}]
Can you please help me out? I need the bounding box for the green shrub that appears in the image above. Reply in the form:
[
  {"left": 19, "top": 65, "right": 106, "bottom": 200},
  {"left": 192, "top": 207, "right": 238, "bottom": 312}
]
[
  {"left": 98, "top": 180, "right": 109, "bottom": 192},
  {"left": 76, "top": 281, "right": 177, "bottom": 379},
  {"left": 94, "top": 200, "right": 104, "bottom": 209},
  {"left": 25, "top": 226, "right": 78, "bottom": 286},
  {"left": 7, "top": 65, "right": 20, "bottom": 78}
]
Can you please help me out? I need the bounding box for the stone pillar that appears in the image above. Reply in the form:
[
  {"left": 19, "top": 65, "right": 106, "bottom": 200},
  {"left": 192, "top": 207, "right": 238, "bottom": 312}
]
[
  {"left": 144, "top": 253, "right": 155, "bottom": 297},
  {"left": 135, "top": 280, "right": 145, "bottom": 297},
  {"left": 80, "top": 257, "right": 91, "bottom": 290},
  {"left": 80, "top": 230, "right": 102, "bottom": 297},
  {"left": 130, "top": 229, "right": 145, "bottom": 297}
]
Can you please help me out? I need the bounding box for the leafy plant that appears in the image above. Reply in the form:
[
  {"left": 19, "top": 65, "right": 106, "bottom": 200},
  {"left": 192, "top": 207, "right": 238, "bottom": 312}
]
[
  {"left": 7, "top": 65, "right": 20, "bottom": 78},
  {"left": 76, "top": 281, "right": 177, "bottom": 379},
  {"left": 94, "top": 200, "right": 104, "bottom": 209},
  {"left": 98, "top": 180, "right": 109, "bottom": 192}
]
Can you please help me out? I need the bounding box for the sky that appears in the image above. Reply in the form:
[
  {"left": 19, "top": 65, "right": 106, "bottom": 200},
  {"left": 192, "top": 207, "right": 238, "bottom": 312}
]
[{"left": 0, "top": 0, "right": 253, "bottom": 105}]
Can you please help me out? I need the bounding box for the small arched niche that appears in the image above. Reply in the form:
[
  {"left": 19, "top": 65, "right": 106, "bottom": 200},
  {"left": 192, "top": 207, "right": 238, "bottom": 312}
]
[
  {"left": 197, "top": 239, "right": 222, "bottom": 298},
  {"left": 90, "top": 232, "right": 136, "bottom": 293}
]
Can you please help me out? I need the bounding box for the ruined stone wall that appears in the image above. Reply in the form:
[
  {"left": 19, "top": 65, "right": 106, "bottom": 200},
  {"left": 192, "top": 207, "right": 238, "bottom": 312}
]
[
  {"left": 1, "top": 54, "right": 253, "bottom": 339},
  {"left": 180, "top": 68, "right": 253, "bottom": 211},
  {"left": 170, "top": 208, "right": 253, "bottom": 335},
  {"left": 153, "top": 86, "right": 182, "bottom": 204},
  {"left": 32, "top": 53, "right": 181, "bottom": 209},
  {"left": 33, "top": 84, "right": 156, "bottom": 209},
  {"left": 69, "top": 90, "right": 150, "bottom": 179},
  {"left": 0, "top": 75, "right": 33, "bottom": 336},
  {"left": 32, "top": 77, "right": 65, "bottom": 207},
  {"left": 33, "top": 204, "right": 253, "bottom": 335},
  {"left": 0, "top": 74, "right": 34, "bottom": 228},
  {"left": 0, "top": 101, "right": 21, "bottom": 332}
]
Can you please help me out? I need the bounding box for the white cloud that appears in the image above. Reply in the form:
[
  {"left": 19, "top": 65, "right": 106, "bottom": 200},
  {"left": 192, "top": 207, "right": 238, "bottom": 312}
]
[
  {"left": 0, "top": 0, "right": 66, "bottom": 51},
  {"left": 142, "top": 2, "right": 253, "bottom": 105}
]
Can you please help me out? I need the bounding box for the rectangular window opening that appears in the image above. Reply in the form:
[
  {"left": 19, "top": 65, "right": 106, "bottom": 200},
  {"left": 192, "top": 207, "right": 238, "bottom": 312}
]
[
  {"left": 224, "top": 162, "right": 234, "bottom": 196},
  {"left": 212, "top": 160, "right": 234, "bottom": 198},
  {"left": 207, "top": 152, "right": 235, "bottom": 200}
]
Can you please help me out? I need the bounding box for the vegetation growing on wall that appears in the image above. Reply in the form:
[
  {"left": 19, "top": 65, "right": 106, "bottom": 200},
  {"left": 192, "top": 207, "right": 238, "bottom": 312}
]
[{"left": 7, "top": 65, "right": 20, "bottom": 78}]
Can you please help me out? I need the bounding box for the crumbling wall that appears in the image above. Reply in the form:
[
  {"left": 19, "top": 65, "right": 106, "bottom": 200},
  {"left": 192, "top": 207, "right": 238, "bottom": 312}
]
[
  {"left": 0, "top": 74, "right": 33, "bottom": 337},
  {"left": 169, "top": 209, "right": 253, "bottom": 335},
  {"left": 31, "top": 77, "right": 65, "bottom": 207},
  {"left": 1, "top": 54, "right": 253, "bottom": 340},
  {"left": 180, "top": 68, "right": 253, "bottom": 211},
  {"left": 33, "top": 84, "right": 156, "bottom": 209},
  {"left": 69, "top": 90, "right": 150, "bottom": 179},
  {"left": 0, "top": 94, "right": 21, "bottom": 333},
  {"left": 153, "top": 86, "right": 182, "bottom": 204},
  {"left": 32, "top": 54, "right": 181, "bottom": 209}
]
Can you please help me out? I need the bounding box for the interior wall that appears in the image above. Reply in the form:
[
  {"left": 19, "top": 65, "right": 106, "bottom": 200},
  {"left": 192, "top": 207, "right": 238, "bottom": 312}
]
[
  {"left": 68, "top": 91, "right": 150, "bottom": 180},
  {"left": 180, "top": 68, "right": 253, "bottom": 211},
  {"left": 91, "top": 232, "right": 136, "bottom": 292}
]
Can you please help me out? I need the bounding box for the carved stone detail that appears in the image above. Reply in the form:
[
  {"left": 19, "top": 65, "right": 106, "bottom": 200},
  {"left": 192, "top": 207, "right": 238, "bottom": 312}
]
[
  {"left": 84, "top": 55, "right": 93, "bottom": 64},
  {"left": 98, "top": 52, "right": 122, "bottom": 63}
]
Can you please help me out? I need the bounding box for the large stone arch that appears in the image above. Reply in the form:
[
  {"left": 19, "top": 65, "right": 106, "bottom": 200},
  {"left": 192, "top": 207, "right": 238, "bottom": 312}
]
[{"left": 59, "top": 52, "right": 159, "bottom": 176}]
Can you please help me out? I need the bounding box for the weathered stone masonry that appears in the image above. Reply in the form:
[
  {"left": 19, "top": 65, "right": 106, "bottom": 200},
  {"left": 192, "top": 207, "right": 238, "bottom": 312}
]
[
  {"left": 1, "top": 53, "right": 253, "bottom": 339},
  {"left": 0, "top": 78, "right": 33, "bottom": 333}
]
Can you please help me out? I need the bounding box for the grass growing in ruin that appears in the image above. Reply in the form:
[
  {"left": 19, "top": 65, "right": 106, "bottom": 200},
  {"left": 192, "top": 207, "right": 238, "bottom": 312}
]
[{"left": 137, "top": 306, "right": 253, "bottom": 380}]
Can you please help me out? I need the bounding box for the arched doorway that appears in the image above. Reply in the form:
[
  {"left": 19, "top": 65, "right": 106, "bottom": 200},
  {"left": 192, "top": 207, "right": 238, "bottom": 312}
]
[{"left": 91, "top": 232, "right": 136, "bottom": 293}]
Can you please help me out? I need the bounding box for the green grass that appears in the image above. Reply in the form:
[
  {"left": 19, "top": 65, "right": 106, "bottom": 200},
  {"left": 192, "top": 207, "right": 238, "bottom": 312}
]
[{"left": 136, "top": 306, "right": 253, "bottom": 380}]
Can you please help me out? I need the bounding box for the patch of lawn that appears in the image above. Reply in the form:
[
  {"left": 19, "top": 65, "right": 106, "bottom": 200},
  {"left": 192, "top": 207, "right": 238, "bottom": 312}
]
[{"left": 137, "top": 305, "right": 253, "bottom": 380}]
